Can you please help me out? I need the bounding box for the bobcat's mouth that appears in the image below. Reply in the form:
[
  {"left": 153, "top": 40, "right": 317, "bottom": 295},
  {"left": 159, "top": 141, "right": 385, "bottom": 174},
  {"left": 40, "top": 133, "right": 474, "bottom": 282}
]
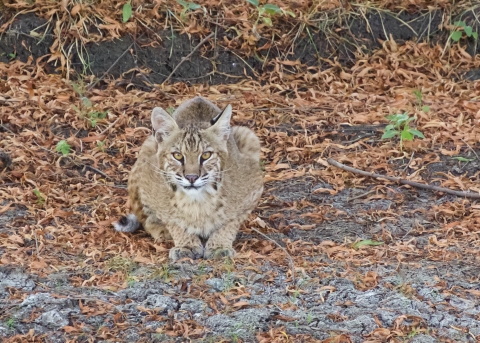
[{"left": 184, "top": 185, "right": 199, "bottom": 190}]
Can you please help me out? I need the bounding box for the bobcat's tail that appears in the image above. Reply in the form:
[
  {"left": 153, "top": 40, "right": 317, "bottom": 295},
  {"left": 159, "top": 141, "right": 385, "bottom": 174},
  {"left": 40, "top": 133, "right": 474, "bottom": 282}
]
[{"left": 113, "top": 214, "right": 140, "bottom": 233}]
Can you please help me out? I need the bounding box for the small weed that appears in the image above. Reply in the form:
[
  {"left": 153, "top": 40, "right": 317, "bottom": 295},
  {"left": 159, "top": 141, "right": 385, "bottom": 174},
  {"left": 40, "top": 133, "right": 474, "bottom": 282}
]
[
  {"left": 56, "top": 140, "right": 71, "bottom": 156},
  {"left": 152, "top": 263, "right": 175, "bottom": 283},
  {"left": 177, "top": 0, "right": 201, "bottom": 21},
  {"left": 8, "top": 52, "right": 16, "bottom": 60},
  {"left": 106, "top": 256, "right": 136, "bottom": 275},
  {"left": 122, "top": 1, "right": 132, "bottom": 22},
  {"left": 166, "top": 107, "right": 176, "bottom": 115},
  {"left": 197, "top": 261, "right": 207, "bottom": 275},
  {"left": 97, "top": 140, "right": 106, "bottom": 152},
  {"left": 382, "top": 112, "right": 424, "bottom": 150},
  {"left": 406, "top": 328, "right": 419, "bottom": 338},
  {"left": 413, "top": 89, "right": 430, "bottom": 113},
  {"left": 451, "top": 20, "right": 478, "bottom": 42},
  {"left": 6, "top": 318, "right": 14, "bottom": 329},
  {"left": 452, "top": 156, "right": 475, "bottom": 163},
  {"left": 352, "top": 239, "right": 383, "bottom": 250},
  {"left": 86, "top": 110, "right": 107, "bottom": 128},
  {"left": 306, "top": 311, "right": 313, "bottom": 324},
  {"left": 71, "top": 80, "right": 108, "bottom": 127},
  {"left": 33, "top": 189, "right": 45, "bottom": 205},
  {"left": 246, "top": 0, "right": 294, "bottom": 28}
]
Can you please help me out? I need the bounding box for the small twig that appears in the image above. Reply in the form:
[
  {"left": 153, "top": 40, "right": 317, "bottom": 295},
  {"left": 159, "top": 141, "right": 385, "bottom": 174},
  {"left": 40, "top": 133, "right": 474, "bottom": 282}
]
[
  {"left": 163, "top": 33, "right": 214, "bottom": 84},
  {"left": 460, "top": 138, "right": 479, "bottom": 160},
  {"left": 99, "top": 114, "right": 123, "bottom": 136},
  {"left": 84, "top": 165, "right": 112, "bottom": 180},
  {"left": 402, "top": 151, "right": 415, "bottom": 172},
  {"left": 249, "top": 227, "right": 296, "bottom": 286},
  {"left": 33, "top": 229, "right": 40, "bottom": 256},
  {"left": 86, "top": 40, "right": 136, "bottom": 92},
  {"left": 347, "top": 189, "right": 377, "bottom": 202},
  {"left": 0, "top": 120, "right": 16, "bottom": 136},
  {"left": 327, "top": 158, "right": 480, "bottom": 199}
]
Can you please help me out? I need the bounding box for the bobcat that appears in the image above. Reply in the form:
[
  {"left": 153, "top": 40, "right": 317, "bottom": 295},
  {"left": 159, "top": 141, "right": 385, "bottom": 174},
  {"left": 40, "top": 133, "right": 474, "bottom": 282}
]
[{"left": 114, "top": 97, "right": 264, "bottom": 261}]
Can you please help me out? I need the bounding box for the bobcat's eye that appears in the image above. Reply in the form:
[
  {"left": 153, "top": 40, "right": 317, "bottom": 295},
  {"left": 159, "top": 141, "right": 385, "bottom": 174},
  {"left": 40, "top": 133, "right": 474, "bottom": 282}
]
[
  {"left": 201, "top": 151, "right": 212, "bottom": 161},
  {"left": 173, "top": 152, "right": 183, "bottom": 161}
]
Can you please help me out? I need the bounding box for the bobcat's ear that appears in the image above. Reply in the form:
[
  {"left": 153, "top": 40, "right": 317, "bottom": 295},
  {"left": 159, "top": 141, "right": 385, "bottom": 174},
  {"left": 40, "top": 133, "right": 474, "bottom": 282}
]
[
  {"left": 151, "top": 107, "right": 178, "bottom": 143},
  {"left": 208, "top": 104, "right": 232, "bottom": 141}
]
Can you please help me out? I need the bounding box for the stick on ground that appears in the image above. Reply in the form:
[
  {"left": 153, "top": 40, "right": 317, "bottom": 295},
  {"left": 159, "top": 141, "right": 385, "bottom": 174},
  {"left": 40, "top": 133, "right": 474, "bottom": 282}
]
[
  {"left": 163, "top": 33, "right": 214, "bottom": 84},
  {"left": 327, "top": 158, "right": 480, "bottom": 199},
  {"left": 249, "top": 227, "right": 296, "bottom": 286}
]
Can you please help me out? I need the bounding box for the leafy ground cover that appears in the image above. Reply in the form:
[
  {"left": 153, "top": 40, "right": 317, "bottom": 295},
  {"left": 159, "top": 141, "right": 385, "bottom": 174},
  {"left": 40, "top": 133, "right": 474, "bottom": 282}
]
[{"left": 1, "top": 1, "right": 480, "bottom": 342}]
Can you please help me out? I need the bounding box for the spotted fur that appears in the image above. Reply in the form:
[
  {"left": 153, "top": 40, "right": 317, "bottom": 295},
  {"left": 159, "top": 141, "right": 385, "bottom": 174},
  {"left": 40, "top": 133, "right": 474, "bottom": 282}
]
[{"left": 114, "top": 97, "right": 264, "bottom": 261}]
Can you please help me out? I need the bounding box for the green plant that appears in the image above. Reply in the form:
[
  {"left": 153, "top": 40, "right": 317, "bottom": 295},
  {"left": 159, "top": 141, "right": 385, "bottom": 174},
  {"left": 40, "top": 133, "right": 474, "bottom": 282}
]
[
  {"left": 86, "top": 110, "right": 107, "bottom": 128},
  {"left": 306, "top": 311, "right": 313, "bottom": 324},
  {"left": 413, "top": 90, "right": 430, "bottom": 113},
  {"left": 56, "top": 140, "right": 71, "bottom": 156},
  {"left": 451, "top": 20, "right": 478, "bottom": 42},
  {"left": 71, "top": 80, "right": 108, "bottom": 127},
  {"left": 33, "top": 189, "right": 45, "bottom": 205},
  {"left": 452, "top": 156, "right": 475, "bottom": 163},
  {"left": 6, "top": 318, "right": 14, "bottom": 329},
  {"left": 177, "top": 0, "right": 201, "bottom": 21},
  {"left": 106, "top": 256, "right": 136, "bottom": 275},
  {"left": 246, "top": 0, "right": 294, "bottom": 27},
  {"left": 123, "top": 1, "right": 132, "bottom": 22},
  {"left": 352, "top": 239, "right": 384, "bottom": 250},
  {"left": 97, "top": 140, "right": 106, "bottom": 152},
  {"left": 152, "top": 263, "right": 175, "bottom": 282},
  {"left": 382, "top": 113, "right": 425, "bottom": 150}
]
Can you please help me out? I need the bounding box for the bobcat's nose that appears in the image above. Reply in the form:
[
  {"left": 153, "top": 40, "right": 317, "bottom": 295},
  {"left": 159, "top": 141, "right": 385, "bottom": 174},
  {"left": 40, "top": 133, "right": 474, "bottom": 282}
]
[{"left": 185, "top": 174, "right": 199, "bottom": 185}]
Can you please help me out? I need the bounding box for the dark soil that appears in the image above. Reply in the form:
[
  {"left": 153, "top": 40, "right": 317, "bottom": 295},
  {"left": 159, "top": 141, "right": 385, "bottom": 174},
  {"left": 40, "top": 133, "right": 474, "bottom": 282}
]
[{"left": 2, "top": 8, "right": 480, "bottom": 86}]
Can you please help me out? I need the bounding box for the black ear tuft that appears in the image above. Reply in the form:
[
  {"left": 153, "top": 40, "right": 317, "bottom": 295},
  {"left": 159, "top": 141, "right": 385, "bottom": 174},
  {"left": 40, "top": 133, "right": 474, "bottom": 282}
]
[
  {"left": 118, "top": 216, "right": 129, "bottom": 226},
  {"left": 210, "top": 107, "right": 226, "bottom": 125}
]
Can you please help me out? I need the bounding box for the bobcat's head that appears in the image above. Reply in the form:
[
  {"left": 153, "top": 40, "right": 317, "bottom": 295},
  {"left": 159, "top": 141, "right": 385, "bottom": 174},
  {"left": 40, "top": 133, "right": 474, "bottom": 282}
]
[{"left": 150, "top": 105, "right": 231, "bottom": 197}]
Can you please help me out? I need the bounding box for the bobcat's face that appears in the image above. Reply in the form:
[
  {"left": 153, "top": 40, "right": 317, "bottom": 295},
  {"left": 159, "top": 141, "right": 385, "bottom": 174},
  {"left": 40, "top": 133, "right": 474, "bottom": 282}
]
[
  {"left": 151, "top": 105, "right": 231, "bottom": 197},
  {"left": 161, "top": 129, "right": 223, "bottom": 194}
]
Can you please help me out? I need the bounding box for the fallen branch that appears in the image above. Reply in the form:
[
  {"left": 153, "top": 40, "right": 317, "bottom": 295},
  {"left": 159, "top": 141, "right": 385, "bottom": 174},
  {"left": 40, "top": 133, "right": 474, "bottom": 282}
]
[
  {"left": 249, "top": 227, "right": 296, "bottom": 286},
  {"left": 163, "top": 33, "right": 214, "bottom": 84},
  {"left": 327, "top": 158, "right": 480, "bottom": 199}
]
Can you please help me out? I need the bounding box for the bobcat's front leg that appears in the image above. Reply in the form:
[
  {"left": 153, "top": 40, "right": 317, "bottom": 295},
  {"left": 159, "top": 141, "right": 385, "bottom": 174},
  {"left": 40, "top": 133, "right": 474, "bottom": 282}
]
[
  {"left": 204, "top": 219, "right": 242, "bottom": 259},
  {"left": 168, "top": 226, "right": 204, "bottom": 261}
]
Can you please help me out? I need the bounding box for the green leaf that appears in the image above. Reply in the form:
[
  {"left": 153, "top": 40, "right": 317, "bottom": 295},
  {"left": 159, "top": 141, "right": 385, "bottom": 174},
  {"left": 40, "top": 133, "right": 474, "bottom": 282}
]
[
  {"left": 422, "top": 105, "right": 430, "bottom": 112},
  {"left": 454, "top": 20, "right": 466, "bottom": 27},
  {"left": 262, "top": 16, "right": 273, "bottom": 26},
  {"left": 177, "top": 0, "right": 201, "bottom": 10},
  {"left": 409, "top": 129, "right": 425, "bottom": 139},
  {"left": 401, "top": 129, "right": 414, "bottom": 141},
  {"left": 381, "top": 130, "right": 399, "bottom": 139},
  {"left": 473, "top": 32, "right": 479, "bottom": 40},
  {"left": 263, "top": 4, "right": 281, "bottom": 15},
  {"left": 352, "top": 240, "right": 384, "bottom": 250},
  {"left": 452, "top": 156, "right": 475, "bottom": 162},
  {"left": 284, "top": 9, "right": 296, "bottom": 17},
  {"left": 451, "top": 31, "right": 463, "bottom": 42},
  {"left": 122, "top": 2, "right": 132, "bottom": 23},
  {"left": 33, "top": 189, "right": 45, "bottom": 204},
  {"left": 385, "top": 124, "right": 395, "bottom": 131},
  {"left": 395, "top": 113, "right": 410, "bottom": 124},
  {"left": 413, "top": 89, "right": 422, "bottom": 102},
  {"left": 56, "top": 140, "right": 71, "bottom": 156},
  {"left": 246, "top": 0, "right": 259, "bottom": 6},
  {"left": 464, "top": 25, "right": 473, "bottom": 37}
]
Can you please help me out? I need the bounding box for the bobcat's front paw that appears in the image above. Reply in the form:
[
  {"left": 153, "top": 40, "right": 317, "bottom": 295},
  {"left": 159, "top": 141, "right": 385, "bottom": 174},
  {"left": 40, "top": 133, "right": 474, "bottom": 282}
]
[
  {"left": 204, "top": 246, "right": 235, "bottom": 260},
  {"left": 169, "top": 245, "right": 204, "bottom": 261}
]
